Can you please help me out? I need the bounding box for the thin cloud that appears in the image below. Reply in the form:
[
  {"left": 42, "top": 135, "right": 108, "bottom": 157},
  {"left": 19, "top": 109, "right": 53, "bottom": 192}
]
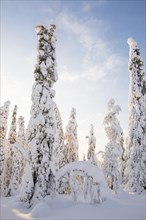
[
  {"left": 82, "top": 0, "right": 108, "bottom": 12},
  {"left": 57, "top": 11, "right": 126, "bottom": 82}
]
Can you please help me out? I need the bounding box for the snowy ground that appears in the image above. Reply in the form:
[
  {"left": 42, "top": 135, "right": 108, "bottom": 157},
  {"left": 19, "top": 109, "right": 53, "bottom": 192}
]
[{"left": 1, "top": 190, "right": 145, "bottom": 220}]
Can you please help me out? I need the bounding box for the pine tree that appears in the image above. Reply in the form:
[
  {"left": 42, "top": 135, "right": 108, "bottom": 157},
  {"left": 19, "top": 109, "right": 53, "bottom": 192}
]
[
  {"left": 124, "top": 38, "right": 146, "bottom": 192},
  {"left": 53, "top": 104, "right": 66, "bottom": 171},
  {"left": 0, "top": 101, "right": 10, "bottom": 195},
  {"left": 86, "top": 124, "right": 97, "bottom": 165},
  {"left": 3, "top": 105, "right": 17, "bottom": 195},
  {"left": 103, "top": 99, "right": 123, "bottom": 193},
  {"left": 65, "top": 108, "right": 79, "bottom": 163},
  {"left": 21, "top": 24, "right": 58, "bottom": 204}
]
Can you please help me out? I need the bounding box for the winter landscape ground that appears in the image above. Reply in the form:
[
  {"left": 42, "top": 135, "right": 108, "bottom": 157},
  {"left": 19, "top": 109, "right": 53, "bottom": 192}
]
[{"left": 1, "top": 190, "right": 145, "bottom": 220}]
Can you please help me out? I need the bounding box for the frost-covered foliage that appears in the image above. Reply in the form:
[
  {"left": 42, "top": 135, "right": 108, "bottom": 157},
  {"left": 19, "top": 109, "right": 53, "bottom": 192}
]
[
  {"left": 21, "top": 24, "right": 58, "bottom": 205},
  {"left": 8, "top": 146, "right": 22, "bottom": 196},
  {"left": 3, "top": 105, "right": 18, "bottom": 196},
  {"left": 56, "top": 161, "right": 109, "bottom": 204},
  {"left": 103, "top": 99, "right": 123, "bottom": 193},
  {"left": 16, "top": 116, "right": 27, "bottom": 181},
  {"left": 53, "top": 104, "right": 67, "bottom": 194},
  {"left": 7, "top": 116, "right": 26, "bottom": 196},
  {"left": 8, "top": 105, "right": 18, "bottom": 144},
  {"left": 20, "top": 160, "right": 34, "bottom": 205},
  {"left": 65, "top": 108, "right": 79, "bottom": 163},
  {"left": 0, "top": 101, "right": 10, "bottom": 195},
  {"left": 124, "top": 38, "right": 146, "bottom": 193},
  {"left": 17, "top": 116, "right": 27, "bottom": 149},
  {"left": 53, "top": 104, "right": 65, "bottom": 171},
  {"left": 86, "top": 124, "right": 97, "bottom": 165}
]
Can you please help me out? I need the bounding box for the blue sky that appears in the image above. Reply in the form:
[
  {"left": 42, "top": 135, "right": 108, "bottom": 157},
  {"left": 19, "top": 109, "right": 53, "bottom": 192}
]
[{"left": 1, "top": 0, "right": 145, "bottom": 159}]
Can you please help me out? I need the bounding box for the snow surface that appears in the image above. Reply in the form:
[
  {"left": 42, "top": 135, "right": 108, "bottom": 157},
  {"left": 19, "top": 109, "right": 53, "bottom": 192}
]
[{"left": 1, "top": 190, "right": 145, "bottom": 220}]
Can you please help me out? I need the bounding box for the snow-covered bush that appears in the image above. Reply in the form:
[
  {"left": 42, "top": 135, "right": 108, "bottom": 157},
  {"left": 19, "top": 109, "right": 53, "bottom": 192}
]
[
  {"left": 124, "top": 38, "right": 146, "bottom": 193},
  {"left": 56, "top": 161, "right": 110, "bottom": 204},
  {"left": 103, "top": 99, "right": 123, "bottom": 193},
  {"left": 0, "top": 101, "right": 10, "bottom": 195}
]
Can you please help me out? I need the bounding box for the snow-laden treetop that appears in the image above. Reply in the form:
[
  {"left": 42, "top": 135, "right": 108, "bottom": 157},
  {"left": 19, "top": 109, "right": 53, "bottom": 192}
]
[
  {"left": 34, "top": 24, "right": 58, "bottom": 85},
  {"left": 127, "top": 37, "right": 137, "bottom": 48},
  {"left": 127, "top": 37, "right": 143, "bottom": 64}
]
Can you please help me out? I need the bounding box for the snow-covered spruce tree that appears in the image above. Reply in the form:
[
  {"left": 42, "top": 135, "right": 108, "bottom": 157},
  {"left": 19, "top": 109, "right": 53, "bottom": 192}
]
[
  {"left": 86, "top": 124, "right": 97, "bottom": 165},
  {"left": 103, "top": 99, "right": 123, "bottom": 193},
  {"left": 61, "top": 108, "right": 79, "bottom": 194},
  {"left": 3, "top": 105, "right": 18, "bottom": 196},
  {"left": 8, "top": 105, "right": 18, "bottom": 145},
  {"left": 17, "top": 116, "right": 27, "bottom": 181},
  {"left": 124, "top": 38, "right": 146, "bottom": 193},
  {"left": 0, "top": 101, "right": 10, "bottom": 195},
  {"left": 53, "top": 104, "right": 66, "bottom": 171},
  {"left": 65, "top": 108, "right": 79, "bottom": 163},
  {"left": 21, "top": 24, "right": 58, "bottom": 204},
  {"left": 8, "top": 116, "right": 27, "bottom": 196}
]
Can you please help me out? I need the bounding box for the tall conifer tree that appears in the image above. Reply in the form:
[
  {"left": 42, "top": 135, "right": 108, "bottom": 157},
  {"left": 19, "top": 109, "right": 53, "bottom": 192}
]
[
  {"left": 0, "top": 101, "right": 10, "bottom": 195},
  {"left": 3, "top": 105, "right": 17, "bottom": 196},
  {"left": 124, "top": 38, "right": 146, "bottom": 192},
  {"left": 103, "top": 99, "right": 123, "bottom": 193},
  {"left": 21, "top": 24, "right": 58, "bottom": 204}
]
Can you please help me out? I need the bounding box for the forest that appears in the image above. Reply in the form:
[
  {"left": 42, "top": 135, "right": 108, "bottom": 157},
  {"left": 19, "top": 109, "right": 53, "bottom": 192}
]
[{"left": 0, "top": 24, "right": 145, "bottom": 209}]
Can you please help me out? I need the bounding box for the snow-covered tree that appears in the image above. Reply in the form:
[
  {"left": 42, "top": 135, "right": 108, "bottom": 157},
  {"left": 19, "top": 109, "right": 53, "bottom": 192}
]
[
  {"left": 20, "top": 160, "right": 34, "bottom": 205},
  {"left": 53, "top": 104, "right": 65, "bottom": 171},
  {"left": 16, "top": 116, "right": 27, "bottom": 181},
  {"left": 8, "top": 144, "right": 22, "bottom": 196},
  {"left": 52, "top": 104, "right": 67, "bottom": 194},
  {"left": 3, "top": 105, "right": 18, "bottom": 195},
  {"left": 60, "top": 108, "right": 79, "bottom": 194},
  {"left": 65, "top": 108, "right": 79, "bottom": 163},
  {"left": 7, "top": 113, "right": 27, "bottom": 196},
  {"left": 86, "top": 124, "right": 97, "bottom": 165},
  {"left": 124, "top": 38, "right": 146, "bottom": 192},
  {"left": 17, "top": 116, "right": 26, "bottom": 148},
  {"left": 0, "top": 101, "right": 10, "bottom": 195},
  {"left": 103, "top": 99, "right": 123, "bottom": 193},
  {"left": 8, "top": 105, "right": 18, "bottom": 144},
  {"left": 21, "top": 24, "right": 58, "bottom": 205}
]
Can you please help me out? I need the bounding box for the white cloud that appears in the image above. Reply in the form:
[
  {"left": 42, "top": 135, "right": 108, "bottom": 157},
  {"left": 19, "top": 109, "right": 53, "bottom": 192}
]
[
  {"left": 56, "top": 12, "right": 126, "bottom": 82},
  {"left": 59, "top": 66, "right": 80, "bottom": 82},
  {"left": 57, "top": 12, "right": 110, "bottom": 49}
]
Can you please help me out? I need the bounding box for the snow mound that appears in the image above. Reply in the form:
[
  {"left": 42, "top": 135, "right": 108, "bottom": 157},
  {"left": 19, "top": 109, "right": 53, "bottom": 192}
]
[{"left": 30, "top": 202, "right": 51, "bottom": 218}]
